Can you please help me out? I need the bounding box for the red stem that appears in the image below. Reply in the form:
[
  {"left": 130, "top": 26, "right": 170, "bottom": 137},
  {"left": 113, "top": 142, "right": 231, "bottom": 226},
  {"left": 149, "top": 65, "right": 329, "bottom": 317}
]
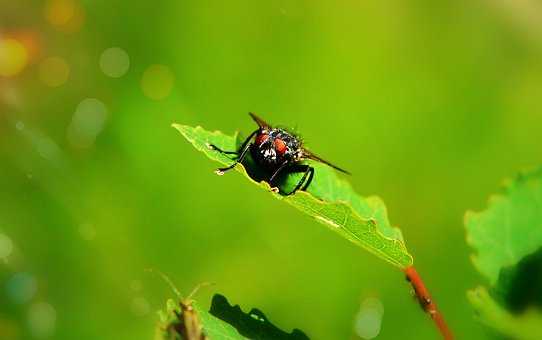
[{"left": 404, "top": 266, "right": 453, "bottom": 340}]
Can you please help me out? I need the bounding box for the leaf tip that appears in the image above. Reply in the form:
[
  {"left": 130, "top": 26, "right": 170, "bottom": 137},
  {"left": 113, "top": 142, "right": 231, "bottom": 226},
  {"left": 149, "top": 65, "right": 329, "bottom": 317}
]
[{"left": 171, "top": 123, "right": 186, "bottom": 135}]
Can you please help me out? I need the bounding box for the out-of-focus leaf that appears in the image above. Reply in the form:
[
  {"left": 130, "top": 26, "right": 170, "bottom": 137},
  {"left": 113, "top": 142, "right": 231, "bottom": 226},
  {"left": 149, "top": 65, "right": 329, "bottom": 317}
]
[
  {"left": 465, "top": 168, "right": 542, "bottom": 284},
  {"left": 465, "top": 168, "right": 542, "bottom": 339},
  {"left": 467, "top": 287, "right": 542, "bottom": 340},
  {"left": 494, "top": 247, "right": 542, "bottom": 313},
  {"left": 172, "top": 123, "right": 413, "bottom": 268}
]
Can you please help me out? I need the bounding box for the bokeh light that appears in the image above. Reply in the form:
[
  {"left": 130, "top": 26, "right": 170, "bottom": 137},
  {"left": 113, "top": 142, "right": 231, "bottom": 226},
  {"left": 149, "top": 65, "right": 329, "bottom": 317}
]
[
  {"left": 10, "top": 30, "right": 42, "bottom": 63},
  {"left": 353, "top": 297, "right": 384, "bottom": 339},
  {"left": 35, "top": 134, "right": 61, "bottom": 161},
  {"left": 0, "top": 233, "right": 14, "bottom": 261},
  {"left": 6, "top": 272, "right": 38, "bottom": 304},
  {"left": 38, "top": 57, "right": 70, "bottom": 87},
  {"left": 16, "top": 121, "right": 25, "bottom": 131},
  {"left": 130, "top": 280, "right": 142, "bottom": 292},
  {"left": 0, "top": 38, "right": 28, "bottom": 77},
  {"left": 130, "top": 296, "right": 150, "bottom": 317},
  {"left": 140, "top": 64, "right": 174, "bottom": 100},
  {"left": 44, "top": 0, "right": 85, "bottom": 33},
  {"left": 27, "top": 302, "right": 57, "bottom": 338},
  {"left": 78, "top": 223, "right": 96, "bottom": 241},
  {"left": 67, "top": 98, "right": 108, "bottom": 148},
  {"left": 44, "top": 0, "right": 74, "bottom": 26},
  {"left": 99, "top": 47, "right": 130, "bottom": 78},
  {"left": 0, "top": 86, "right": 22, "bottom": 110}
]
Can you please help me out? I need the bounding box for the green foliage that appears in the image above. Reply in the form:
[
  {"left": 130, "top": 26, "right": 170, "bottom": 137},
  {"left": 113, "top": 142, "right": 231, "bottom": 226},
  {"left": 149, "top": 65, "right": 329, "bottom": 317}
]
[
  {"left": 465, "top": 168, "right": 542, "bottom": 339},
  {"left": 465, "top": 168, "right": 542, "bottom": 284},
  {"left": 156, "top": 298, "right": 247, "bottom": 340},
  {"left": 156, "top": 294, "right": 309, "bottom": 340},
  {"left": 209, "top": 294, "right": 309, "bottom": 340},
  {"left": 173, "top": 124, "right": 413, "bottom": 268},
  {"left": 467, "top": 287, "right": 542, "bottom": 340}
]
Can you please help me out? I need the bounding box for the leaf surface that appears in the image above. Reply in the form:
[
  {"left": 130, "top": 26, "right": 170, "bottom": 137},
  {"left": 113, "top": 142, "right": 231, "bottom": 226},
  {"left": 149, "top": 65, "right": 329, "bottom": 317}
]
[
  {"left": 465, "top": 168, "right": 542, "bottom": 339},
  {"left": 467, "top": 287, "right": 542, "bottom": 340},
  {"left": 209, "top": 294, "right": 309, "bottom": 340},
  {"left": 156, "top": 294, "right": 309, "bottom": 340},
  {"left": 173, "top": 124, "right": 413, "bottom": 268},
  {"left": 156, "top": 298, "right": 247, "bottom": 340},
  {"left": 465, "top": 168, "right": 542, "bottom": 284}
]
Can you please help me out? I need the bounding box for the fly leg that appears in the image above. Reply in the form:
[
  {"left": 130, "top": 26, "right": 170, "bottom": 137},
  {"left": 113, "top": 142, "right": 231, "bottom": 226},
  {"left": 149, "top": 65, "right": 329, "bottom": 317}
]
[
  {"left": 267, "top": 161, "right": 290, "bottom": 193},
  {"left": 283, "top": 164, "right": 315, "bottom": 196},
  {"left": 206, "top": 144, "right": 238, "bottom": 155},
  {"left": 213, "top": 129, "right": 258, "bottom": 175}
]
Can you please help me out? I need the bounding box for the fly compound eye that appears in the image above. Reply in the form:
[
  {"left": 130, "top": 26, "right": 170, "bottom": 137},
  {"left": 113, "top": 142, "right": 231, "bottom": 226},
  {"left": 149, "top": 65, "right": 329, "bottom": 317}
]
[
  {"left": 274, "top": 138, "right": 287, "bottom": 155},
  {"left": 255, "top": 133, "right": 269, "bottom": 146}
]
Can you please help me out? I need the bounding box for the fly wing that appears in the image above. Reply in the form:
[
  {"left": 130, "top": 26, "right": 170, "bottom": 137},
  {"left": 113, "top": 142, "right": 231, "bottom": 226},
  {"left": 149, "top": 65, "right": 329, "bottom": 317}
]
[
  {"left": 302, "top": 149, "right": 351, "bottom": 175},
  {"left": 248, "top": 112, "right": 272, "bottom": 129}
]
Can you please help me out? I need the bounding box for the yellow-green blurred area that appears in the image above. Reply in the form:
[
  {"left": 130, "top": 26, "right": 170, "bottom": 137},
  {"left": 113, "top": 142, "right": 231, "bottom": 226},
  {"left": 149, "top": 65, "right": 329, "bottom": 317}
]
[{"left": 1, "top": 0, "right": 541, "bottom": 339}]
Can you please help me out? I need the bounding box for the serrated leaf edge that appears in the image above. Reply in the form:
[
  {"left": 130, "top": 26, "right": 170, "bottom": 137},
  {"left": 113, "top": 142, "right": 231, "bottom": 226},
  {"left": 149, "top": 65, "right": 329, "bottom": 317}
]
[
  {"left": 173, "top": 123, "right": 413, "bottom": 268},
  {"left": 464, "top": 167, "right": 542, "bottom": 283}
]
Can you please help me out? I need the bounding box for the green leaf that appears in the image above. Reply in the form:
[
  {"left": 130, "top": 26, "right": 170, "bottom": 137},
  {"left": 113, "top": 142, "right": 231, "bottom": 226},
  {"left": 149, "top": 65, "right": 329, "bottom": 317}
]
[
  {"left": 156, "top": 294, "right": 309, "bottom": 340},
  {"left": 209, "top": 294, "right": 309, "bottom": 340},
  {"left": 467, "top": 287, "right": 542, "bottom": 340},
  {"left": 493, "top": 247, "right": 542, "bottom": 314},
  {"left": 156, "top": 298, "right": 248, "bottom": 340},
  {"left": 465, "top": 168, "right": 542, "bottom": 284},
  {"left": 173, "top": 124, "right": 413, "bottom": 268},
  {"left": 465, "top": 168, "right": 542, "bottom": 339}
]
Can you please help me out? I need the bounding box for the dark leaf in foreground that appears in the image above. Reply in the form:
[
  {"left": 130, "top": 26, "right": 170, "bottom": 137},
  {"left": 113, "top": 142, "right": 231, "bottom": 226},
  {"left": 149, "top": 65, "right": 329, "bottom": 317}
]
[{"left": 209, "top": 294, "right": 310, "bottom": 340}]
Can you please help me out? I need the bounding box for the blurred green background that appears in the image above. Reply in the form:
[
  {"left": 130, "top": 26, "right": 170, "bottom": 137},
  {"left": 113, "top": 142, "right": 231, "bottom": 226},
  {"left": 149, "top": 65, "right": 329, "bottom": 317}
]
[{"left": 1, "top": 0, "right": 541, "bottom": 339}]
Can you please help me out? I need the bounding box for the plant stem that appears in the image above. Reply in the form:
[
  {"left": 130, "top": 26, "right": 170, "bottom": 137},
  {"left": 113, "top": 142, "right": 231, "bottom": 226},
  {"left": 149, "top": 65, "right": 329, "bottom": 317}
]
[{"left": 404, "top": 266, "right": 453, "bottom": 340}]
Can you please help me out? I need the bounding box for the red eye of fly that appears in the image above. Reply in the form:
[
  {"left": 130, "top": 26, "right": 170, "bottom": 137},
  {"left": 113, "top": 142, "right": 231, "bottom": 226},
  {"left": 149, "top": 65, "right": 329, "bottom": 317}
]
[
  {"left": 274, "top": 138, "right": 287, "bottom": 155},
  {"left": 255, "top": 133, "right": 269, "bottom": 145}
]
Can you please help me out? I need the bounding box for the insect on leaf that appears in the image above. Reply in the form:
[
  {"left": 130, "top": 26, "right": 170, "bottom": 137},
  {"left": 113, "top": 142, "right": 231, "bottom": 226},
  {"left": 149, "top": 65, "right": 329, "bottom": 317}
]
[
  {"left": 173, "top": 123, "right": 413, "bottom": 268},
  {"left": 156, "top": 293, "right": 309, "bottom": 340},
  {"left": 156, "top": 298, "right": 248, "bottom": 340}
]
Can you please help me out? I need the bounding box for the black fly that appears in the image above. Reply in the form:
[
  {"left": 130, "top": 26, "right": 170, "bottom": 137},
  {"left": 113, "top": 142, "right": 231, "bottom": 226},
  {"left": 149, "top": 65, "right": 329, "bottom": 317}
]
[{"left": 207, "top": 113, "right": 349, "bottom": 195}]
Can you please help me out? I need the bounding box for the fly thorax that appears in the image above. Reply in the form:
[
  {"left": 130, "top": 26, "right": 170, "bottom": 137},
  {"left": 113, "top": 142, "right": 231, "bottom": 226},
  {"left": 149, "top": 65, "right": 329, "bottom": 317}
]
[{"left": 260, "top": 144, "right": 277, "bottom": 161}]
